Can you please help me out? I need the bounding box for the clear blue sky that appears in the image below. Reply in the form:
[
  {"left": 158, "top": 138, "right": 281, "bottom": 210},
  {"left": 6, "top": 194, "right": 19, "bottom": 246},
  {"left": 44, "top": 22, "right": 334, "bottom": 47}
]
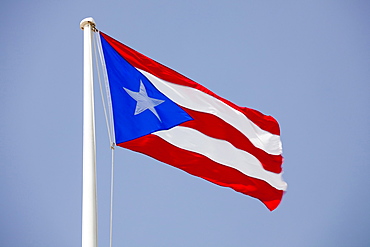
[{"left": 1, "top": 1, "right": 370, "bottom": 246}]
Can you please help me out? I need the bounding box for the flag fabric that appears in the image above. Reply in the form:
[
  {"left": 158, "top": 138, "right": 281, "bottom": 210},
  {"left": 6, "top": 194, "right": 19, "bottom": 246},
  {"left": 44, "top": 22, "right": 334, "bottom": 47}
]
[{"left": 99, "top": 31, "right": 287, "bottom": 211}]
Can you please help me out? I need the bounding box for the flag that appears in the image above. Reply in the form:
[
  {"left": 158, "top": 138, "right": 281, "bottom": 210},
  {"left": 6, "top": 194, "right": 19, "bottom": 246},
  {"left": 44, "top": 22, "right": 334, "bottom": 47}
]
[{"left": 99, "top": 32, "right": 287, "bottom": 211}]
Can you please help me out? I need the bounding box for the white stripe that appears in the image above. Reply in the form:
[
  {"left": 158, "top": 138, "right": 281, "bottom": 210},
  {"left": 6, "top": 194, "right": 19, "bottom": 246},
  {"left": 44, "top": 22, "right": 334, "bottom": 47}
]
[
  {"left": 153, "top": 126, "right": 287, "bottom": 191},
  {"left": 139, "top": 69, "right": 282, "bottom": 155}
]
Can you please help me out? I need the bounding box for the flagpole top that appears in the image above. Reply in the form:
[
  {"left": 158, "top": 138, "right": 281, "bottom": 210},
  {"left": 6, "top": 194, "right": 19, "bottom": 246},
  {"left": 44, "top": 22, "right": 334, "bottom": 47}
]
[{"left": 80, "top": 17, "right": 96, "bottom": 31}]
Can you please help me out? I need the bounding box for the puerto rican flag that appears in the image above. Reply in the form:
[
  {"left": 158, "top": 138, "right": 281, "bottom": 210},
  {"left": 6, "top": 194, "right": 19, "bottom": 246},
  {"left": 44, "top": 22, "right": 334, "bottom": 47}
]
[{"left": 99, "top": 32, "right": 287, "bottom": 211}]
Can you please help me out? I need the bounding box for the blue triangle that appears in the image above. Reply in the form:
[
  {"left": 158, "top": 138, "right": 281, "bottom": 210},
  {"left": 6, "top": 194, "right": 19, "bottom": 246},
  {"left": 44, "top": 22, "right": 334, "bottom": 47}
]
[{"left": 100, "top": 36, "right": 193, "bottom": 144}]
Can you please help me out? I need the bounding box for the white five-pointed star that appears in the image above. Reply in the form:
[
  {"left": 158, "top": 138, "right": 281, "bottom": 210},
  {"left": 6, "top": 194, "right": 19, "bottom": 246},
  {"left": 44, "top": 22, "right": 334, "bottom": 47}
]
[{"left": 123, "top": 81, "right": 165, "bottom": 121}]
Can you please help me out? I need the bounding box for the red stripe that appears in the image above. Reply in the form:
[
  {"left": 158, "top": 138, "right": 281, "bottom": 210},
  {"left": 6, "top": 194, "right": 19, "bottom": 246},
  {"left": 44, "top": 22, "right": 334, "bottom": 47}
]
[
  {"left": 180, "top": 108, "right": 283, "bottom": 173},
  {"left": 100, "top": 32, "right": 280, "bottom": 135},
  {"left": 118, "top": 135, "right": 284, "bottom": 211}
]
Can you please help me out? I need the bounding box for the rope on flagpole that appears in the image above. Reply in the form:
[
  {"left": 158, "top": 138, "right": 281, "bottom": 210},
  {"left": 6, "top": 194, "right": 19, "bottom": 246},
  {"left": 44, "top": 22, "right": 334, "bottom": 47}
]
[
  {"left": 93, "top": 30, "right": 117, "bottom": 247},
  {"left": 109, "top": 144, "right": 115, "bottom": 247},
  {"left": 96, "top": 32, "right": 115, "bottom": 147},
  {"left": 93, "top": 31, "right": 114, "bottom": 145}
]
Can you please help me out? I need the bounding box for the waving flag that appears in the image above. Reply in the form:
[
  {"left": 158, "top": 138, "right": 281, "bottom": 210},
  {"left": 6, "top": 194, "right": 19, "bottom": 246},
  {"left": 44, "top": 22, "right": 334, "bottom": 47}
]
[{"left": 99, "top": 32, "right": 287, "bottom": 211}]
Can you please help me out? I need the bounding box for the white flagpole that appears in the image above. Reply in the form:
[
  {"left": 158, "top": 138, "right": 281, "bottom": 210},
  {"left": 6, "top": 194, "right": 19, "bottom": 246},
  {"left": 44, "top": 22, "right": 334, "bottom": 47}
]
[{"left": 80, "top": 17, "right": 98, "bottom": 247}]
